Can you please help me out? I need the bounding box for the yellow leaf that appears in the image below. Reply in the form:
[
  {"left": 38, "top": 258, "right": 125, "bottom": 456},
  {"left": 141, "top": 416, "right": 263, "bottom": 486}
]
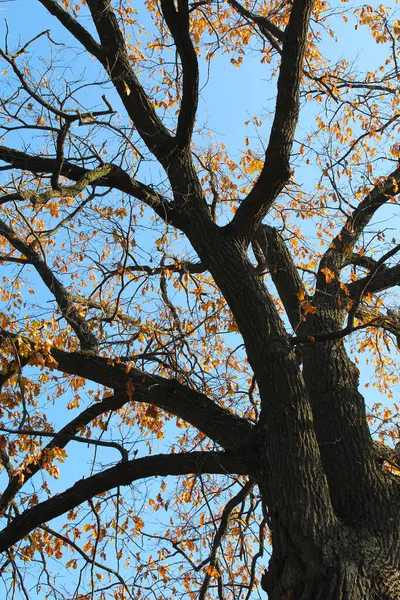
[
  {"left": 302, "top": 301, "right": 317, "bottom": 316},
  {"left": 321, "top": 267, "right": 335, "bottom": 283}
]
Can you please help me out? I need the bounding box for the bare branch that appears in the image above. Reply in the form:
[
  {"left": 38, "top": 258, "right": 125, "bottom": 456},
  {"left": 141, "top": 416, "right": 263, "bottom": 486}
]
[{"left": 0, "top": 48, "right": 114, "bottom": 124}]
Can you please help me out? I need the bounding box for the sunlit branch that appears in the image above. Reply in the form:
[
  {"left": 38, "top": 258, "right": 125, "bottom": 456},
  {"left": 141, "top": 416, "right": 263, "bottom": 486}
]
[
  {"left": 0, "top": 254, "right": 29, "bottom": 264},
  {"left": 20, "top": 164, "right": 114, "bottom": 206},
  {"left": 0, "top": 145, "right": 179, "bottom": 226},
  {"left": 0, "top": 450, "right": 247, "bottom": 552}
]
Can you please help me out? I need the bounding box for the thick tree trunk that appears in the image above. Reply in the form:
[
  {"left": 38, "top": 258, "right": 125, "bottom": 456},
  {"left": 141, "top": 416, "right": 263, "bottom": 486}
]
[{"left": 261, "top": 524, "right": 400, "bottom": 600}]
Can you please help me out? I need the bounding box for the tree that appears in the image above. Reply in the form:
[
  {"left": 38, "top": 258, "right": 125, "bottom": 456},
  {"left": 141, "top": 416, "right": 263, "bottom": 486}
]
[{"left": 0, "top": 0, "right": 400, "bottom": 597}]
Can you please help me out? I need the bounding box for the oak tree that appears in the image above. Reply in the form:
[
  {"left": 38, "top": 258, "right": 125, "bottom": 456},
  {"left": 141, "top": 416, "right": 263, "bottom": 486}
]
[{"left": 0, "top": 0, "right": 400, "bottom": 598}]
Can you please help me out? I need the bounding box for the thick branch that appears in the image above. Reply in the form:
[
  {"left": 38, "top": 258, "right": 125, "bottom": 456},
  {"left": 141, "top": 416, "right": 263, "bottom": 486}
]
[
  {"left": 160, "top": 0, "right": 199, "bottom": 147},
  {"left": 85, "top": 0, "right": 173, "bottom": 160},
  {"left": 348, "top": 264, "right": 400, "bottom": 298},
  {"left": 228, "top": 0, "right": 284, "bottom": 41},
  {"left": 0, "top": 451, "right": 246, "bottom": 552},
  {"left": 253, "top": 225, "right": 304, "bottom": 330},
  {"left": 292, "top": 245, "right": 400, "bottom": 344},
  {"left": 37, "top": 0, "right": 103, "bottom": 59},
  {"left": 229, "top": 0, "right": 314, "bottom": 239},
  {"left": 39, "top": 0, "right": 173, "bottom": 158},
  {"left": 50, "top": 348, "right": 253, "bottom": 449},
  {"left": 20, "top": 164, "right": 114, "bottom": 205},
  {"left": 227, "top": 0, "right": 283, "bottom": 53},
  {"left": 0, "top": 332, "right": 253, "bottom": 449}
]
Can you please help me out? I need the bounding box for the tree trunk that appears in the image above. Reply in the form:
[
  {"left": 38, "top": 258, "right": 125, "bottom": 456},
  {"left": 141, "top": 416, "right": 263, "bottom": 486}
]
[{"left": 261, "top": 522, "right": 400, "bottom": 600}]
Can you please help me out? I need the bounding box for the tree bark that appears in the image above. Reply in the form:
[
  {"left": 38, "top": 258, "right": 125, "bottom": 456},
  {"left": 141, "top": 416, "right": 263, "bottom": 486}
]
[{"left": 260, "top": 510, "right": 400, "bottom": 600}]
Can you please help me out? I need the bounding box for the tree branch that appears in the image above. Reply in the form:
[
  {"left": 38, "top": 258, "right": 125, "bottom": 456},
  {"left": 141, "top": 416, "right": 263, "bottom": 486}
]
[
  {"left": 0, "top": 332, "right": 253, "bottom": 449},
  {"left": 229, "top": 0, "right": 314, "bottom": 240},
  {"left": 160, "top": 0, "right": 199, "bottom": 147},
  {"left": 50, "top": 348, "right": 253, "bottom": 449},
  {"left": 227, "top": 0, "right": 283, "bottom": 53},
  {"left": 0, "top": 219, "right": 98, "bottom": 352},
  {"left": 84, "top": 0, "right": 173, "bottom": 159},
  {"left": 20, "top": 164, "right": 114, "bottom": 205},
  {"left": 199, "top": 480, "right": 253, "bottom": 599},
  {"left": 0, "top": 450, "right": 246, "bottom": 552},
  {"left": 348, "top": 264, "right": 400, "bottom": 297},
  {"left": 0, "top": 393, "right": 130, "bottom": 513},
  {"left": 292, "top": 244, "right": 400, "bottom": 345},
  {"left": 0, "top": 145, "right": 180, "bottom": 226},
  {"left": 253, "top": 225, "right": 304, "bottom": 330},
  {"left": 40, "top": 525, "right": 133, "bottom": 597},
  {"left": 37, "top": 0, "right": 104, "bottom": 59},
  {"left": 316, "top": 165, "right": 400, "bottom": 295}
]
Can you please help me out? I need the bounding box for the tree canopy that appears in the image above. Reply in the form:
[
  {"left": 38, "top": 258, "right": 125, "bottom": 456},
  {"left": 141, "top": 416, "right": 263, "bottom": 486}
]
[{"left": 1, "top": 0, "right": 400, "bottom": 598}]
